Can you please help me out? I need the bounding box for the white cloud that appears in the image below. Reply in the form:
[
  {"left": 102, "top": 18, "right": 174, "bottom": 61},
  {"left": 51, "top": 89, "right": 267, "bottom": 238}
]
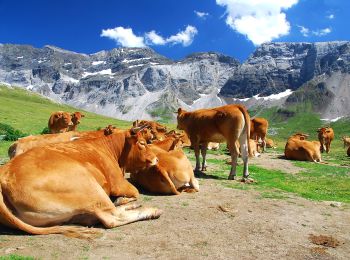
[
  {"left": 145, "top": 25, "right": 198, "bottom": 46},
  {"left": 145, "top": 30, "right": 166, "bottom": 45},
  {"left": 298, "top": 25, "right": 309, "bottom": 37},
  {"left": 313, "top": 27, "right": 332, "bottom": 36},
  {"left": 194, "top": 10, "right": 209, "bottom": 19},
  {"left": 326, "top": 14, "right": 335, "bottom": 19},
  {"left": 101, "top": 27, "right": 145, "bottom": 47},
  {"left": 298, "top": 25, "right": 331, "bottom": 37},
  {"left": 216, "top": 0, "right": 299, "bottom": 45}
]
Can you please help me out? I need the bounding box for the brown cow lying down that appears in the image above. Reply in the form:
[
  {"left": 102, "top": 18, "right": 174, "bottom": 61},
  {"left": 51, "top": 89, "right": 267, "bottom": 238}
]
[
  {"left": 133, "top": 120, "right": 167, "bottom": 141},
  {"left": 317, "top": 127, "right": 334, "bottom": 153},
  {"left": 265, "top": 138, "right": 277, "bottom": 149},
  {"left": 284, "top": 133, "right": 322, "bottom": 162},
  {"left": 177, "top": 104, "right": 251, "bottom": 180},
  {"left": 8, "top": 125, "right": 154, "bottom": 159},
  {"left": 0, "top": 128, "right": 161, "bottom": 237},
  {"left": 130, "top": 145, "right": 199, "bottom": 195},
  {"left": 68, "top": 111, "right": 85, "bottom": 131},
  {"left": 48, "top": 111, "right": 73, "bottom": 134}
]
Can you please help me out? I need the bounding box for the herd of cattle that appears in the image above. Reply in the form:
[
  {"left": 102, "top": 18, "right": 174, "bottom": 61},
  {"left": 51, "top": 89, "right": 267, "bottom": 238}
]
[{"left": 0, "top": 104, "right": 348, "bottom": 237}]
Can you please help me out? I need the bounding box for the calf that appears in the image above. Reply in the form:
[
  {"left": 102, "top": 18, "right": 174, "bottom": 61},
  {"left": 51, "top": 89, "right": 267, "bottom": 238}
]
[{"left": 317, "top": 127, "right": 334, "bottom": 153}]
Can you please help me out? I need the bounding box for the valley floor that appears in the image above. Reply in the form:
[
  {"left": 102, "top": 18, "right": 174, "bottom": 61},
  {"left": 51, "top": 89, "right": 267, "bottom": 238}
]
[{"left": 0, "top": 151, "right": 349, "bottom": 260}]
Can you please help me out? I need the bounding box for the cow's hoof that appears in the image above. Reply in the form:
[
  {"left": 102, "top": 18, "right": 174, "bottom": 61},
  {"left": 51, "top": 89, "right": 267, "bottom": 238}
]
[{"left": 241, "top": 177, "right": 255, "bottom": 183}]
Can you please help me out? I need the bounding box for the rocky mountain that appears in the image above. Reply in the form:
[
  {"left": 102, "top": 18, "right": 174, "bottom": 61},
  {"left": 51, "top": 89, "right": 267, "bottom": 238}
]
[{"left": 0, "top": 41, "right": 349, "bottom": 121}]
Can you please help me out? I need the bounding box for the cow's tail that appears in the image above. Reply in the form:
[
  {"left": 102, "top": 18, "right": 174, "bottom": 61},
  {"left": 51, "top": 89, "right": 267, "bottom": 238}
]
[
  {"left": 0, "top": 178, "right": 100, "bottom": 239},
  {"left": 237, "top": 105, "right": 251, "bottom": 157}
]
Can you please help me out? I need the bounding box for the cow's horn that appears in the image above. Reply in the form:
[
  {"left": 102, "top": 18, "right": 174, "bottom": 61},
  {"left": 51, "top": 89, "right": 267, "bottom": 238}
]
[{"left": 131, "top": 124, "right": 147, "bottom": 134}]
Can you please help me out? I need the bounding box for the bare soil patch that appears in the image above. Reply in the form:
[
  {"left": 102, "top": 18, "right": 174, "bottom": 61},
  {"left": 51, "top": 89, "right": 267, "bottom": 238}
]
[{"left": 0, "top": 177, "right": 349, "bottom": 259}]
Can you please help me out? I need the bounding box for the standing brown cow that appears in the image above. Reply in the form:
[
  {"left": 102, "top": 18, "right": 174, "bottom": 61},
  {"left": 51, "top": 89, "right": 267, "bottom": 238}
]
[
  {"left": 48, "top": 111, "right": 73, "bottom": 134},
  {"left": 317, "top": 127, "right": 334, "bottom": 153},
  {"left": 177, "top": 104, "right": 251, "bottom": 180},
  {"left": 250, "top": 117, "right": 269, "bottom": 152}
]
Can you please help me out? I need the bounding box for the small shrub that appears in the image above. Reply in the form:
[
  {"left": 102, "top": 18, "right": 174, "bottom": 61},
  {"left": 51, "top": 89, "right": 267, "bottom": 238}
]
[
  {"left": 0, "top": 123, "right": 27, "bottom": 141},
  {"left": 41, "top": 126, "right": 50, "bottom": 134}
]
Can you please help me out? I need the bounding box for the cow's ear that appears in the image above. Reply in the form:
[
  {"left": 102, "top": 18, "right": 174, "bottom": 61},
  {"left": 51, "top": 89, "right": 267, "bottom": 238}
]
[
  {"left": 56, "top": 112, "right": 63, "bottom": 118},
  {"left": 177, "top": 108, "right": 182, "bottom": 114}
]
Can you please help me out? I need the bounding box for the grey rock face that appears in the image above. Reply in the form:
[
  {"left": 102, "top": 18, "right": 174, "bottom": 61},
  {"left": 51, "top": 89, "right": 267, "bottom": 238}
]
[
  {"left": 220, "top": 41, "right": 350, "bottom": 98},
  {"left": 0, "top": 42, "right": 350, "bottom": 121},
  {"left": 0, "top": 44, "right": 238, "bottom": 120}
]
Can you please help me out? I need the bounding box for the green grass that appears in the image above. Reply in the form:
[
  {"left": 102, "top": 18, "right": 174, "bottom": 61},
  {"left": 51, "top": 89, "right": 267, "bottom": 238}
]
[
  {"left": 1, "top": 84, "right": 350, "bottom": 203},
  {"left": 0, "top": 85, "right": 133, "bottom": 159},
  {"left": 0, "top": 255, "right": 35, "bottom": 260}
]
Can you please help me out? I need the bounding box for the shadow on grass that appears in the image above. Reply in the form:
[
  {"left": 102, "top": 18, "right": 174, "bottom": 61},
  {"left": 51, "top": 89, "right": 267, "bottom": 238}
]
[
  {"left": 194, "top": 170, "right": 226, "bottom": 180},
  {"left": 0, "top": 226, "right": 28, "bottom": 236}
]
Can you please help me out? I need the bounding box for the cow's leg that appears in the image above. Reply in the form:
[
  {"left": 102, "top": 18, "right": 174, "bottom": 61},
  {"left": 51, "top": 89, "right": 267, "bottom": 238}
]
[
  {"left": 227, "top": 141, "right": 239, "bottom": 180},
  {"left": 200, "top": 142, "right": 208, "bottom": 171},
  {"left": 95, "top": 203, "right": 162, "bottom": 228},
  {"left": 193, "top": 143, "right": 201, "bottom": 171},
  {"left": 262, "top": 136, "right": 266, "bottom": 152},
  {"left": 326, "top": 142, "right": 330, "bottom": 153},
  {"left": 239, "top": 133, "right": 249, "bottom": 179}
]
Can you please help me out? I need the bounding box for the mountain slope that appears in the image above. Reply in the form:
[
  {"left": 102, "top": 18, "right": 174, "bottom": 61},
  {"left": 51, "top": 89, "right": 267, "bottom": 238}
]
[{"left": 1, "top": 41, "right": 349, "bottom": 121}]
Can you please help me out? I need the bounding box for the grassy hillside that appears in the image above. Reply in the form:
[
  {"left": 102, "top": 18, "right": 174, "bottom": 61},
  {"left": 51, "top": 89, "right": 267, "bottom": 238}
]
[{"left": 0, "top": 85, "right": 132, "bottom": 159}]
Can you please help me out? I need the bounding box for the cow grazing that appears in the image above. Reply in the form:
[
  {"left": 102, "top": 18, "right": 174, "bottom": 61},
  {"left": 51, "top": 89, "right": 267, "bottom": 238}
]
[
  {"left": 177, "top": 104, "right": 251, "bottom": 180},
  {"left": 0, "top": 127, "right": 161, "bottom": 237},
  {"left": 249, "top": 139, "right": 261, "bottom": 157},
  {"left": 250, "top": 117, "right": 269, "bottom": 152},
  {"left": 341, "top": 136, "right": 350, "bottom": 148},
  {"left": 68, "top": 111, "right": 85, "bottom": 131},
  {"left": 48, "top": 111, "right": 73, "bottom": 134},
  {"left": 284, "top": 133, "right": 322, "bottom": 162},
  {"left": 130, "top": 145, "right": 199, "bottom": 195},
  {"left": 317, "top": 127, "right": 334, "bottom": 153}
]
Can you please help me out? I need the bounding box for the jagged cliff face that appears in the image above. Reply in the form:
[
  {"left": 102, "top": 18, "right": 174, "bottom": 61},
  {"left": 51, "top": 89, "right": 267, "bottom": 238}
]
[
  {"left": 0, "top": 44, "right": 238, "bottom": 120},
  {"left": 0, "top": 41, "right": 349, "bottom": 121}
]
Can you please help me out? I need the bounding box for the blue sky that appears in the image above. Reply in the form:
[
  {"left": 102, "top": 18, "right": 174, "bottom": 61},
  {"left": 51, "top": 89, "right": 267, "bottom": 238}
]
[{"left": 0, "top": 0, "right": 349, "bottom": 61}]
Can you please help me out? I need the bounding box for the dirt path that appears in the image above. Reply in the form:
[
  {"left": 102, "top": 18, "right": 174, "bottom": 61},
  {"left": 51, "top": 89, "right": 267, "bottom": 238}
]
[{"left": 0, "top": 176, "right": 349, "bottom": 259}]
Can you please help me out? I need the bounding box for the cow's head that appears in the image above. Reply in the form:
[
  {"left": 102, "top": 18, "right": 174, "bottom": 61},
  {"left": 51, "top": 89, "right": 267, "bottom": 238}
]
[
  {"left": 140, "top": 128, "right": 154, "bottom": 143},
  {"left": 176, "top": 108, "right": 187, "bottom": 130},
  {"left": 55, "top": 111, "right": 73, "bottom": 127},
  {"left": 71, "top": 112, "right": 85, "bottom": 125},
  {"left": 291, "top": 133, "right": 309, "bottom": 140},
  {"left": 104, "top": 125, "right": 117, "bottom": 136},
  {"left": 124, "top": 127, "right": 158, "bottom": 171}
]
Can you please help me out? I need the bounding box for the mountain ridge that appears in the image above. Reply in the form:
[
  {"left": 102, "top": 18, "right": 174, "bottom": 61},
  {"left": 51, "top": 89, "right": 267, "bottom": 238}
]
[{"left": 0, "top": 41, "right": 349, "bottom": 121}]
